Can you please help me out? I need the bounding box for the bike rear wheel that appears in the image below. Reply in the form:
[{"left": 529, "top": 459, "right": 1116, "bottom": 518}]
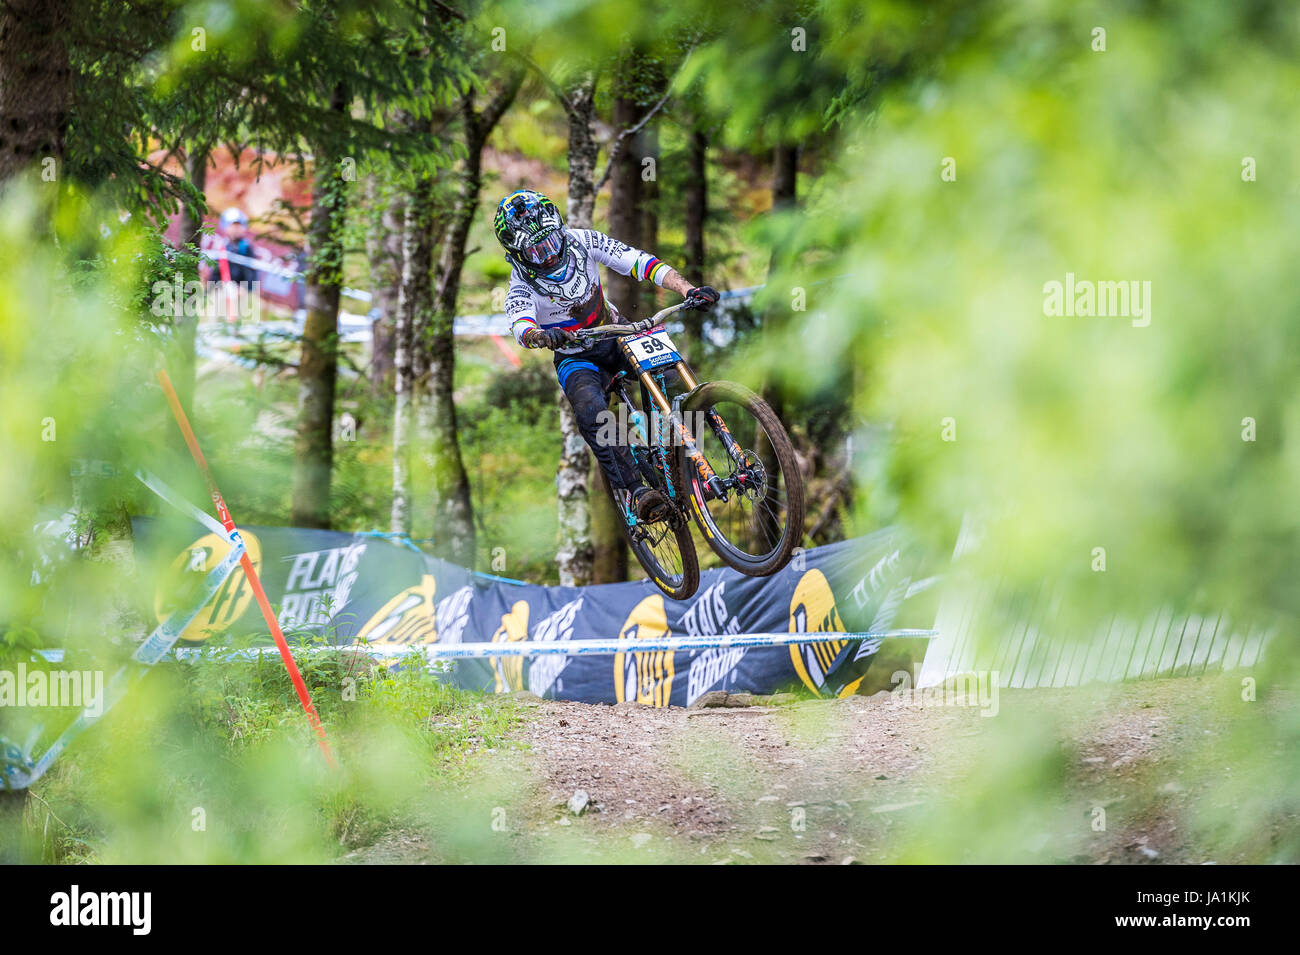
[
  {"left": 676, "top": 380, "right": 805, "bottom": 577},
  {"left": 611, "top": 475, "right": 700, "bottom": 601}
]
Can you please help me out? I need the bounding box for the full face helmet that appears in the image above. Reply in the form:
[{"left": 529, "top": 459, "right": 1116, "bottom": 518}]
[{"left": 493, "top": 189, "right": 569, "bottom": 279}]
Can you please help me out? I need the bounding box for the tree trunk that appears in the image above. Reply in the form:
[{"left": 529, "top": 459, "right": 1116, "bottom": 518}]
[
  {"left": 590, "top": 96, "right": 654, "bottom": 584},
  {"left": 682, "top": 126, "right": 708, "bottom": 355},
  {"left": 416, "top": 75, "right": 520, "bottom": 567},
  {"left": 291, "top": 86, "right": 348, "bottom": 529},
  {"left": 604, "top": 95, "right": 643, "bottom": 321},
  {"left": 640, "top": 123, "right": 661, "bottom": 326},
  {"left": 557, "top": 395, "right": 594, "bottom": 583},
  {"left": 590, "top": 464, "right": 628, "bottom": 582},
  {"left": 172, "top": 146, "right": 208, "bottom": 421},
  {"left": 390, "top": 195, "right": 416, "bottom": 535},
  {"left": 368, "top": 188, "right": 404, "bottom": 397},
  {"left": 683, "top": 128, "right": 707, "bottom": 286},
  {"left": 555, "top": 75, "right": 599, "bottom": 586},
  {"left": 0, "top": 0, "right": 72, "bottom": 186},
  {"left": 767, "top": 143, "right": 799, "bottom": 309},
  {"left": 391, "top": 175, "right": 435, "bottom": 535},
  {"left": 772, "top": 144, "right": 799, "bottom": 218},
  {"left": 758, "top": 143, "right": 800, "bottom": 547},
  {"left": 563, "top": 77, "right": 599, "bottom": 230},
  {"left": 642, "top": 123, "right": 660, "bottom": 273}
]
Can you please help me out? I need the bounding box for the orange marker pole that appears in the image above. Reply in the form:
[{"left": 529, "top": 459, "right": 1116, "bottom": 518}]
[
  {"left": 156, "top": 369, "right": 337, "bottom": 769},
  {"left": 490, "top": 334, "right": 522, "bottom": 367}
]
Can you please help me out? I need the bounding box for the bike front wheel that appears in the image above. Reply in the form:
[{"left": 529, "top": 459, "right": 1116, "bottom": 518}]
[{"left": 676, "top": 380, "right": 805, "bottom": 577}]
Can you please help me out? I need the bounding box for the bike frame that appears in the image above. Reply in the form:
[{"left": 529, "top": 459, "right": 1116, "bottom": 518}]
[
  {"left": 567, "top": 303, "right": 728, "bottom": 501},
  {"left": 559, "top": 298, "right": 802, "bottom": 585}
]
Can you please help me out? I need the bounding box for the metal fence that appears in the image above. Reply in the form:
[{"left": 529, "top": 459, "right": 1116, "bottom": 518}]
[{"left": 918, "top": 518, "right": 1272, "bottom": 689}]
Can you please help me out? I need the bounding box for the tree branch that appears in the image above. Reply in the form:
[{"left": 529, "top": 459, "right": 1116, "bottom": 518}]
[
  {"left": 479, "top": 66, "right": 525, "bottom": 136},
  {"left": 594, "top": 45, "right": 694, "bottom": 193},
  {"left": 807, "top": 466, "right": 853, "bottom": 542},
  {"left": 427, "top": 0, "right": 467, "bottom": 22},
  {"left": 514, "top": 52, "right": 568, "bottom": 112}
]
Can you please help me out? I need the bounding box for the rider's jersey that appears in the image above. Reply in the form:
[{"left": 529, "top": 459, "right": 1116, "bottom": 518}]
[{"left": 506, "top": 228, "right": 670, "bottom": 356}]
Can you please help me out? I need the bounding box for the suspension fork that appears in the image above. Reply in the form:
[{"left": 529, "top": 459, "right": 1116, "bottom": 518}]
[
  {"left": 675, "top": 361, "right": 746, "bottom": 465},
  {"left": 666, "top": 360, "right": 738, "bottom": 499}
]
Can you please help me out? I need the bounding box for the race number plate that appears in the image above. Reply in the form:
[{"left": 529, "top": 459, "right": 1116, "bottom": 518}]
[{"left": 627, "top": 329, "right": 681, "bottom": 372}]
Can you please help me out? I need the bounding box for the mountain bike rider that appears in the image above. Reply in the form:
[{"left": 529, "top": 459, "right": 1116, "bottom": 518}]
[{"left": 492, "top": 189, "right": 720, "bottom": 524}]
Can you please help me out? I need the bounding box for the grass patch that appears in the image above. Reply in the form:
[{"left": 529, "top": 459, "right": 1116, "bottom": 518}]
[{"left": 19, "top": 650, "right": 526, "bottom": 864}]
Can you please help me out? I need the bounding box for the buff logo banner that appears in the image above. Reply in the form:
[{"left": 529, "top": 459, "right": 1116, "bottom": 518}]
[{"left": 132, "top": 520, "right": 935, "bottom": 704}]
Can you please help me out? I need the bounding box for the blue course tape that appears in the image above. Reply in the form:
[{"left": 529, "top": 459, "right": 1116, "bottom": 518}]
[
  {"left": 356, "top": 530, "right": 433, "bottom": 555},
  {"left": 157, "top": 629, "right": 939, "bottom": 663},
  {"left": 470, "top": 570, "right": 530, "bottom": 587},
  {"left": 0, "top": 490, "right": 245, "bottom": 792},
  {"left": 136, "top": 469, "right": 235, "bottom": 543},
  {"left": 132, "top": 541, "right": 245, "bottom": 666},
  {"left": 355, "top": 531, "right": 548, "bottom": 586},
  {"left": 354, "top": 533, "right": 528, "bottom": 586}
]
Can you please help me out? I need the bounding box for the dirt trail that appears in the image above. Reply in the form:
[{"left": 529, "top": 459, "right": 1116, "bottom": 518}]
[
  {"left": 345, "top": 674, "right": 1290, "bottom": 863},
  {"left": 497, "top": 676, "right": 1286, "bottom": 864},
  {"left": 508, "top": 693, "right": 971, "bottom": 863}
]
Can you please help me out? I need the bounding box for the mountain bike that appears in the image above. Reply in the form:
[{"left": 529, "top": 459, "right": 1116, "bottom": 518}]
[{"left": 561, "top": 300, "right": 805, "bottom": 599}]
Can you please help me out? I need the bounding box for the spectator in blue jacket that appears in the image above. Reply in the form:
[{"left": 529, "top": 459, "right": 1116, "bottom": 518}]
[{"left": 219, "top": 208, "right": 258, "bottom": 287}]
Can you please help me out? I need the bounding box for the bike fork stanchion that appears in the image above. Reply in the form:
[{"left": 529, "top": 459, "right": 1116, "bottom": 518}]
[{"left": 156, "top": 369, "right": 338, "bottom": 770}]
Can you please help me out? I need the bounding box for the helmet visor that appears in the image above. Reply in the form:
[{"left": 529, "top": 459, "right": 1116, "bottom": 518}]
[{"left": 520, "top": 230, "right": 565, "bottom": 268}]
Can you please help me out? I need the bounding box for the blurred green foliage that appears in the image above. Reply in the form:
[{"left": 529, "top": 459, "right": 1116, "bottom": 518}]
[
  {"left": 0, "top": 183, "right": 172, "bottom": 656},
  {"left": 20, "top": 652, "right": 526, "bottom": 863},
  {"left": 720, "top": 1, "right": 1300, "bottom": 629},
  {"left": 3, "top": 0, "right": 1297, "bottom": 863}
]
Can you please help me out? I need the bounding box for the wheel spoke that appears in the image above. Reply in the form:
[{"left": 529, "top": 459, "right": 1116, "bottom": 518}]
[{"left": 689, "top": 397, "right": 794, "bottom": 563}]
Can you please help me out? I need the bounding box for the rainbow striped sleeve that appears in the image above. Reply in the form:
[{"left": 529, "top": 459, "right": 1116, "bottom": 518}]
[
  {"left": 642, "top": 256, "right": 669, "bottom": 286},
  {"left": 511, "top": 315, "right": 538, "bottom": 344}
]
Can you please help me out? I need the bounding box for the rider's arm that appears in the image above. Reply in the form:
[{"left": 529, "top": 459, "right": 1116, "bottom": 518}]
[
  {"left": 655, "top": 267, "right": 694, "bottom": 298},
  {"left": 505, "top": 283, "right": 539, "bottom": 345},
  {"left": 506, "top": 284, "right": 569, "bottom": 349},
  {"left": 575, "top": 229, "right": 694, "bottom": 296}
]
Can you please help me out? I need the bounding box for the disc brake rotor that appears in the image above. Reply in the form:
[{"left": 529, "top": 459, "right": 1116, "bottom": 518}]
[{"left": 729, "top": 449, "right": 767, "bottom": 502}]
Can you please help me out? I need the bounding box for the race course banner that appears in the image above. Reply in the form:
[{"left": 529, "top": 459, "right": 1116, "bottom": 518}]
[{"left": 132, "top": 519, "right": 939, "bottom": 706}]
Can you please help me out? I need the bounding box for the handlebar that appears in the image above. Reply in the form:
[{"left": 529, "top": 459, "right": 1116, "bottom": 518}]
[{"left": 562, "top": 300, "right": 691, "bottom": 346}]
